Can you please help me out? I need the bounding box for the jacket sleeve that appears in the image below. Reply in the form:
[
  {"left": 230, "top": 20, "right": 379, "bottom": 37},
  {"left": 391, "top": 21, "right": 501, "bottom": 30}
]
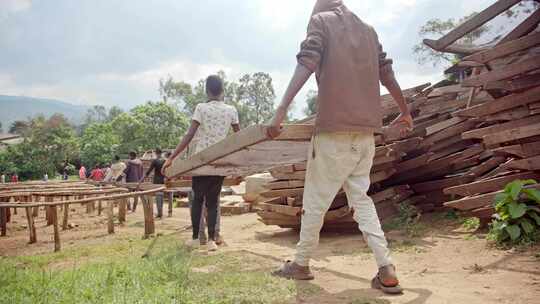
[
  {"left": 297, "top": 15, "right": 326, "bottom": 72},
  {"left": 374, "top": 31, "right": 395, "bottom": 87}
]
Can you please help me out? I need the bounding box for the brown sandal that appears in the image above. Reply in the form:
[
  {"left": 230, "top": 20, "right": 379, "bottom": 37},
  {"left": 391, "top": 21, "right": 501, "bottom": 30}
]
[
  {"left": 371, "top": 265, "right": 403, "bottom": 294},
  {"left": 272, "top": 261, "right": 315, "bottom": 281}
]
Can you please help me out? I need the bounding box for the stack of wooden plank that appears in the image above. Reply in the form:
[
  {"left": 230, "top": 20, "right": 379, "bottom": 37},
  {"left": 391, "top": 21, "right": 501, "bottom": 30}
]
[{"left": 258, "top": 1, "right": 540, "bottom": 228}]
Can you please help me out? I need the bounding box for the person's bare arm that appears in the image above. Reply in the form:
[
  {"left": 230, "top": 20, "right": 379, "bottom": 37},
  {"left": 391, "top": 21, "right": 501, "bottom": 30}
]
[
  {"left": 268, "top": 64, "right": 313, "bottom": 138},
  {"left": 232, "top": 123, "right": 240, "bottom": 133},
  {"left": 162, "top": 120, "right": 200, "bottom": 173},
  {"left": 384, "top": 74, "right": 413, "bottom": 131}
]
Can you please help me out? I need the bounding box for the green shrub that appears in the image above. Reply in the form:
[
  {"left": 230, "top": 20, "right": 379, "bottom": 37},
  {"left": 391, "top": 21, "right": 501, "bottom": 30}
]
[{"left": 488, "top": 179, "right": 540, "bottom": 245}]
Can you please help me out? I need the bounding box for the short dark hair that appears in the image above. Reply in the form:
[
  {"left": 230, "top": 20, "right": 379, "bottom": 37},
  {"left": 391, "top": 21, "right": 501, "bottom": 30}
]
[
  {"left": 155, "top": 148, "right": 162, "bottom": 155},
  {"left": 129, "top": 151, "right": 137, "bottom": 158},
  {"left": 206, "top": 75, "right": 224, "bottom": 97},
  {"left": 114, "top": 155, "right": 120, "bottom": 161}
]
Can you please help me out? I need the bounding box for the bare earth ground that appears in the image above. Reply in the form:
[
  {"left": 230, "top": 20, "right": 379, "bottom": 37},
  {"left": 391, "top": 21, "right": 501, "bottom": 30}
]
[{"left": 1, "top": 203, "right": 540, "bottom": 304}]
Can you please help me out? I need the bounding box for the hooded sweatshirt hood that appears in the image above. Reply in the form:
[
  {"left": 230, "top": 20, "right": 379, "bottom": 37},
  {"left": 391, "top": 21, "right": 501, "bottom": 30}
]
[{"left": 311, "top": 0, "right": 344, "bottom": 16}]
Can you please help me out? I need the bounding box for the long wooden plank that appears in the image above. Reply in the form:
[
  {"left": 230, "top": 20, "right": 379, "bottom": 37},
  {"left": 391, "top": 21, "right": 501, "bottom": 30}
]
[
  {"left": 265, "top": 180, "right": 305, "bottom": 190},
  {"left": 491, "top": 141, "right": 540, "bottom": 158},
  {"left": 423, "top": 0, "right": 521, "bottom": 51},
  {"left": 421, "top": 120, "right": 477, "bottom": 148},
  {"left": 463, "top": 115, "right": 540, "bottom": 139},
  {"left": 484, "top": 73, "right": 540, "bottom": 92},
  {"left": 259, "top": 203, "right": 301, "bottom": 217},
  {"left": 444, "top": 172, "right": 540, "bottom": 196},
  {"left": 395, "top": 153, "right": 433, "bottom": 173},
  {"left": 260, "top": 188, "right": 304, "bottom": 198},
  {"left": 462, "top": 55, "right": 540, "bottom": 87},
  {"left": 483, "top": 106, "right": 531, "bottom": 122},
  {"left": 464, "top": 31, "right": 540, "bottom": 63},
  {"left": 483, "top": 123, "right": 540, "bottom": 146},
  {"left": 425, "top": 117, "right": 466, "bottom": 136},
  {"left": 164, "top": 124, "right": 313, "bottom": 178},
  {"left": 454, "top": 85, "right": 540, "bottom": 118},
  {"left": 499, "top": 8, "right": 540, "bottom": 44},
  {"left": 469, "top": 156, "right": 506, "bottom": 178},
  {"left": 411, "top": 175, "right": 475, "bottom": 194},
  {"left": 445, "top": 184, "right": 540, "bottom": 211},
  {"left": 506, "top": 155, "right": 540, "bottom": 170}
]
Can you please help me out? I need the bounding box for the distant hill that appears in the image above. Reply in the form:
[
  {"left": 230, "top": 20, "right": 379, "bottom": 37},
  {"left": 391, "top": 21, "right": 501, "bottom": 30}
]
[{"left": 0, "top": 95, "right": 90, "bottom": 130}]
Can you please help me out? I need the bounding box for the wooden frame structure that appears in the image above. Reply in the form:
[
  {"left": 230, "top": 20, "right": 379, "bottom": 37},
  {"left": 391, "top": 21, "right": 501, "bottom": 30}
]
[{"left": 0, "top": 182, "right": 165, "bottom": 252}]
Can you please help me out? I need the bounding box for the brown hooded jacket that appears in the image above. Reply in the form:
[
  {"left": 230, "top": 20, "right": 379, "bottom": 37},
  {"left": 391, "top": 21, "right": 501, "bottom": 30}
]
[{"left": 298, "top": 0, "right": 395, "bottom": 133}]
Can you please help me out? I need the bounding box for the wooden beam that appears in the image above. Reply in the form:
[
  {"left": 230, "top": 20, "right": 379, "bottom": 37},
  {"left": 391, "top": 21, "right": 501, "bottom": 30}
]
[
  {"left": 484, "top": 73, "right": 540, "bottom": 92},
  {"left": 468, "top": 156, "right": 507, "bottom": 178},
  {"left": 462, "top": 55, "right": 540, "bottom": 87},
  {"left": 423, "top": 0, "right": 521, "bottom": 51},
  {"left": 483, "top": 123, "right": 540, "bottom": 146},
  {"left": 483, "top": 106, "right": 531, "bottom": 121},
  {"left": 499, "top": 8, "right": 540, "bottom": 44},
  {"left": 445, "top": 184, "right": 540, "bottom": 211},
  {"left": 454, "top": 85, "right": 540, "bottom": 118},
  {"left": 260, "top": 187, "right": 304, "bottom": 198},
  {"left": 259, "top": 203, "right": 301, "bottom": 217},
  {"left": 425, "top": 117, "right": 466, "bottom": 136},
  {"left": 506, "top": 155, "right": 540, "bottom": 170},
  {"left": 463, "top": 115, "right": 540, "bottom": 139},
  {"left": 51, "top": 206, "right": 60, "bottom": 252},
  {"left": 266, "top": 180, "right": 305, "bottom": 190},
  {"left": 491, "top": 141, "right": 540, "bottom": 158},
  {"left": 25, "top": 207, "right": 37, "bottom": 244},
  {"left": 444, "top": 171, "right": 540, "bottom": 196},
  {"left": 464, "top": 31, "right": 540, "bottom": 63},
  {"left": 411, "top": 175, "right": 475, "bottom": 193}
]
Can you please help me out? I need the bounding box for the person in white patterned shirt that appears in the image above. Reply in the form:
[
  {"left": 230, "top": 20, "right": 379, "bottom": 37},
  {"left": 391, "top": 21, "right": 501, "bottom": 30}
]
[{"left": 164, "top": 75, "right": 240, "bottom": 251}]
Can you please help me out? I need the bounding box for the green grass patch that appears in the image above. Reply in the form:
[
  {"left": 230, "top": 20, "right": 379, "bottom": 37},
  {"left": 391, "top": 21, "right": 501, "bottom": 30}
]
[{"left": 0, "top": 235, "right": 295, "bottom": 304}]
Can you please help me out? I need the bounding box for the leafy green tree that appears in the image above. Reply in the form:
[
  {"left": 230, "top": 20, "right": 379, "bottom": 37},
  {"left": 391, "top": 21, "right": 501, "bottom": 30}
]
[
  {"left": 80, "top": 123, "right": 119, "bottom": 169},
  {"left": 108, "top": 106, "right": 124, "bottom": 121},
  {"left": 3, "top": 114, "right": 79, "bottom": 179},
  {"left": 159, "top": 76, "right": 206, "bottom": 115},
  {"left": 304, "top": 90, "right": 318, "bottom": 117},
  {"left": 111, "top": 102, "right": 188, "bottom": 154},
  {"left": 413, "top": 12, "right": 490, "bottom": 67},
  {"left": 110, "top": 112, "right": 145, "bottom": 154},
  {"left": 235, "top": 72, "right": 276, "bottom": 125},
  {"left": 9, "top": 120, "right": 29, "bottom": 135},
  {"left": 84, "top": 105, "right": 108, "bottom": 125},
  {"left": 131, "top": 101, "right": 189, "bottom": 151}
]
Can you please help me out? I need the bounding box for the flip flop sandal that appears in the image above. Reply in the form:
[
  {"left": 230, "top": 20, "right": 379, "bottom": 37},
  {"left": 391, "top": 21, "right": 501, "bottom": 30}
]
[
  {"left": 371, "top": 276, "right": 403, "bottom": 295},
  {"left": 272, "top": 261, "right": 315, "bottom": 281}
]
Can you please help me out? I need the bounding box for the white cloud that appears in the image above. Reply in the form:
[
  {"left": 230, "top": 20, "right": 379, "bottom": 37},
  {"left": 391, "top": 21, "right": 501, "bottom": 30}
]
[{"left": 0, "top": 0, "right": 31, "bottom": 15}]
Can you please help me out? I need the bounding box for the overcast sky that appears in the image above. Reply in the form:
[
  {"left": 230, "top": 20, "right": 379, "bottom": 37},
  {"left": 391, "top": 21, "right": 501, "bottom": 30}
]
[{"left": 0, "top": 0, "right": 500, "bottom": 117}]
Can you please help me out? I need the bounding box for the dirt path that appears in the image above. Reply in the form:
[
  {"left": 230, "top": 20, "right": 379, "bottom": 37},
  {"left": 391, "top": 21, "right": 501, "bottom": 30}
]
[{"left": 1, "top": 204, "right": 539, "bottom": 304}]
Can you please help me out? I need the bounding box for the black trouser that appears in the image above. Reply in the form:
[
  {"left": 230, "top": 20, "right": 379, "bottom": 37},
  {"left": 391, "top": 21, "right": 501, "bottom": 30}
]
[{"left": 191, "top": 176, "right": 224, "bottom": 241}]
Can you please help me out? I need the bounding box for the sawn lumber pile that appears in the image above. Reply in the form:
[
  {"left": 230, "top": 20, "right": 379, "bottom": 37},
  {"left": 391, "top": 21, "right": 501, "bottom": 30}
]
[{"left": 258, "top": 2, "right": 540, "bottom": 228}]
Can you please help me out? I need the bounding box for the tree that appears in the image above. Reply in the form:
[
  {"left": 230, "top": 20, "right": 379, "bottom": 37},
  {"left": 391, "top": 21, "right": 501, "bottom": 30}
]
[
  {"left": 413, "top": 12, "right": 490, "bottom": 67},
  {"left": 108, "top": 106, "right": 124, "bottom": 121},
  {"left": 159, "top": 76, "right": 206, "bottom": 115},
  {"left": 304, "top": 90, "right": 318, "bottom": 117},
  {"left": 84, "top": 105, "right": 108, "bottom": 125},
  {"left": 3, "top": 114, "right": 79, "bottom": 179},
  {"left": 9, "top": 120, "right": 29, "bottom": 135},
  {"left": 111, "top": 101, "right": 189, "bottom": 154},
  {"left": 235, "top": 72, "right": 276, "bottom": 125},
  {"left": 80, "top": 123, "right": 119, "bottom": 169}
]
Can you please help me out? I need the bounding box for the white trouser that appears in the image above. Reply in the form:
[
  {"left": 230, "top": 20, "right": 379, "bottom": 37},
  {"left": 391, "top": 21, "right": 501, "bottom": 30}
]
[{"left": 294, "top": 131, "right": 392, "bottom": 268}]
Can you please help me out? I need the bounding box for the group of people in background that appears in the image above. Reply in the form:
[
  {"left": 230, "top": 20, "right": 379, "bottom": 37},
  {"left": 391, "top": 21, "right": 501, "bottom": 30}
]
[{"left": 0, "top": 173, "right": 18, "bottom": 183}]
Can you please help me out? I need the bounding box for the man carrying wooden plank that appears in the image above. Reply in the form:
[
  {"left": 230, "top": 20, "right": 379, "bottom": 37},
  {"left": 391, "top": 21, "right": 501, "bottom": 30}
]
[
  {"left": 163, "top": 75, "right": 240, "bottom": 251},
  {"left": 268, "top": 0, "right": 412, "bottom": 294}
]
